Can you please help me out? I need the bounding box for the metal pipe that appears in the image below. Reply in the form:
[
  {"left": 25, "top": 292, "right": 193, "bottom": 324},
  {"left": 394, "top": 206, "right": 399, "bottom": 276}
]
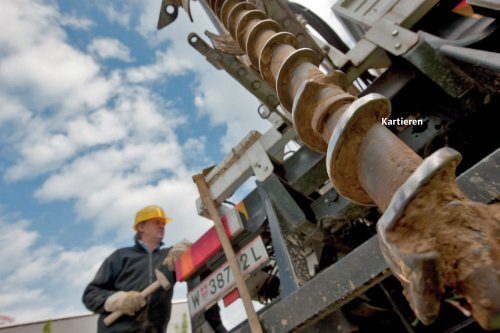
[{"left": 359, "top": 123, "right": 422, "bottom": 211}]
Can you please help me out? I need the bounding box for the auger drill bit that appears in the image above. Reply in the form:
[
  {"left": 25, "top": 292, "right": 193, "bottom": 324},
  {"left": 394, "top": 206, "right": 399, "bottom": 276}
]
[{"left": 184, "top": 0, "right": 500, "bottom": 329}]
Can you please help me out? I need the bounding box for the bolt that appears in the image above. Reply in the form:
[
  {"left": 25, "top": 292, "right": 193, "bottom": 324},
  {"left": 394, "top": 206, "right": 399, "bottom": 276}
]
[
  {"left": 252, "top": 81, "right": 261, "bottom": 89},
  {"left": 237, "top": 68, "right": 246, "bottom": 76},
  {"left": 395, "top": 43, "right": 402, "bottom": 50},
  {"left": 392, "top": 29, "right": 399, "bottom": 36}
]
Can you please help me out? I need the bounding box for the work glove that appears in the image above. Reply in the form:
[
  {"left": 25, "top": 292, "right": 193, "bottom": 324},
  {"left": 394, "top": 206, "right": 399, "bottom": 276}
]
[
  {"left": 104, "top": 291, "right": 146, "bottom": 316},
  {"left": 163, "top": 239, "right": 191, "bottom": 270}
]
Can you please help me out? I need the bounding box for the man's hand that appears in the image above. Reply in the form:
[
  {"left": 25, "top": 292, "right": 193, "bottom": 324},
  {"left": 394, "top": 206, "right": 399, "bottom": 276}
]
[
  {"left": 163, "top": 239, "right": 191, "bottom": 270},
  {"left": 104, "top": 291, "right": 146, "bottom": 316}
]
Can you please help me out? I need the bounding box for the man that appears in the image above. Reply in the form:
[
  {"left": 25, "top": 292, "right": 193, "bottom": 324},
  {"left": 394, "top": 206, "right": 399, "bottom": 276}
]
[{"left": 82, "top": 205, "right": 187, "bottom": 333}]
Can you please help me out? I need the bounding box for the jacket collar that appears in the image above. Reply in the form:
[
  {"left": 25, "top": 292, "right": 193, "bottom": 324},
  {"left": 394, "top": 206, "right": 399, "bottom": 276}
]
[{"left": 135, "top": 240, "right": 164, "bottom": 253}]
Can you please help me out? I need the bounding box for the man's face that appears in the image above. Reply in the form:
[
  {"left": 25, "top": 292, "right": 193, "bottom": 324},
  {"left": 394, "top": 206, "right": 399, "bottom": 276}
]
[{"left": 138, "top": 218, "right": 165, "bottom": 243}]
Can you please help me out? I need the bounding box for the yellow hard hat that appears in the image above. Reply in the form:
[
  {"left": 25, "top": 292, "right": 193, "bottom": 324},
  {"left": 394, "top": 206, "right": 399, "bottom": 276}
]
[{"left": 134, "top": 205, "right": 171, "bottom": 231}]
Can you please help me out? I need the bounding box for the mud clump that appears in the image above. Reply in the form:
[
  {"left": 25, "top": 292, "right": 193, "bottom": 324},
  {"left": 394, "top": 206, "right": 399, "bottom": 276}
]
[{"left": 387, "top": 159, "right": 500, "bottom": 329}]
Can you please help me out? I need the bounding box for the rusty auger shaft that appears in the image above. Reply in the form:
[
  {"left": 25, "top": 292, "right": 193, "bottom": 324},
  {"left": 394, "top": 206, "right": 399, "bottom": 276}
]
[{"left": 206, "top": 0, "right": 500, "bottom": 329}]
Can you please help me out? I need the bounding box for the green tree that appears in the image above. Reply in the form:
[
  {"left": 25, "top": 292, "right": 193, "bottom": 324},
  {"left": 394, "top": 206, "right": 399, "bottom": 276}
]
[{"left": 42, "top": 320, "right": 52, "bottom": 333}]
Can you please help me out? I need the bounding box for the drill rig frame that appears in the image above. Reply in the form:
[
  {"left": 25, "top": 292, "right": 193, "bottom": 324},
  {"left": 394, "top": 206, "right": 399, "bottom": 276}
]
[{"left": 158, "top": 0, "right": 500, "bottom": 332}]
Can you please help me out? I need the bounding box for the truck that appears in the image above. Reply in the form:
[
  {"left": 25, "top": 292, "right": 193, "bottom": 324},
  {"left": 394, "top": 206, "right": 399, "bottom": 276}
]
[{"left": 157, "top": 0, "right": 500, "bottom": 332}]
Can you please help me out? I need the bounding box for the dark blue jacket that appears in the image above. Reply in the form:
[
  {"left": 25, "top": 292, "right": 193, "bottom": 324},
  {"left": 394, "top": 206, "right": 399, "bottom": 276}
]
[{"left": 82, "top": 242, "right": 175, "bottom": 333}]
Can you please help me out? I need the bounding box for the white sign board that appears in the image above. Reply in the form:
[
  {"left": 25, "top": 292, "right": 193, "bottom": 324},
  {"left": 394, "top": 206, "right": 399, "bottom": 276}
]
[{"left": 187, "top": 236, "right": 269, "bottom": 316}]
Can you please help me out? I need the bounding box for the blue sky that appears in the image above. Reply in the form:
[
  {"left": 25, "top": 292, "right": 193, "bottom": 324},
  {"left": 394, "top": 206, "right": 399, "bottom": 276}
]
[{"left": 0, "top": 0, "right": 273, "bottom": 325}]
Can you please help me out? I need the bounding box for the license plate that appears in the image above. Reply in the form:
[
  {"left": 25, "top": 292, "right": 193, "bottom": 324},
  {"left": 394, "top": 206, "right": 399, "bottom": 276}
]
[{"left": 187, "top": 236, "right": 269, "bottom": 316}]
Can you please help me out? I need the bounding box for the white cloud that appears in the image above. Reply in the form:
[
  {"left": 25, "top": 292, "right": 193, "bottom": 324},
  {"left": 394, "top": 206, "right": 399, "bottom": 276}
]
[
  {"left": 92, "top": 0, "right": 270, "bottom": 155},
  {"left": 126, "top": 48, "right": 193, "bottom": 82},
  {"left": 0, "top": 0, "right": 214, "bottom": 240},
  {"left": 0, "top": 219, "right": 38, "bottom": 276},
  {"left": 0, "top": 39, "right": 114, "bottom": 111},
  {"left": 0, "top": 216, "right": 115, "bottom": 324},
  {"left": 0, "top": 0, "right": 116, "bottom": 113},
  {"left": 88, "top": 37, "right": 133, "bottom": 62},
  {"left": 97, "top": 3, "right": 133, "bottom": 27},
  {"left": 122, "top": 0, "right": 270, "bottom": 151},
  {"left": 0, "top": 289, "right": 45, "bottom": 310},
  {"left": 33, "top": 145, "right": 212, "bottom": 242},
  {"left": 60, "top": 15, "right": 95, "bottom": 30},
  {"left": 6, "top": 129, "right": 78, "bottom": 181},
  {"left": 0, "top": 94, "right": 32, "bottom": 130},
  {"left": 194, "top": 69, "right": 269, "bottom": 152},
  {"left": 0, "top": 0, "right": 271, "bottom": 232},
  {"left": 0, "top": 0, "right": 63, "bottom": 53},
  {"left": 182, "top": 136, "right": 210, "bottom": 166},
  {"left": 1, "top": 0, "right": 270, "bottom": 227}
]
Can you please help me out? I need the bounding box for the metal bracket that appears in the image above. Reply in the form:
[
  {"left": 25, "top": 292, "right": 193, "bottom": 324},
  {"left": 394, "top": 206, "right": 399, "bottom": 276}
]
[
  {"left": 196, "top": 121, "right": 296, "bottom": 218},
  {"left": 365, "top": 19, "right": 419, "bottom": 56},
  {"left": 342, "top": 38, "right": 392, "bottom": 82},
  {"left": 157, "top": 0, "right": 192, "bottom": 29},
  {"left": 188, "top": 33, "right": 281, "bottom": 111},
  {"left": 334, "top": 0, "right": 438, "bottom": 79}
]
